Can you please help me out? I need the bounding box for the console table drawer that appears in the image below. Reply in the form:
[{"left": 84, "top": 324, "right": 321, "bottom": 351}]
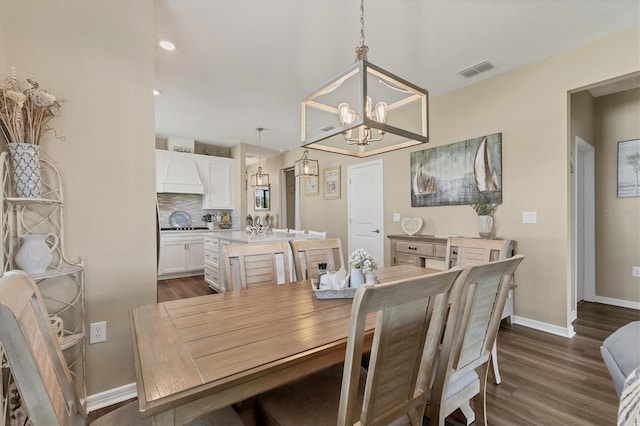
[
  {"left": 396, "top": 253, "right": 421, "bottom": 266},
  {"left": 396, "top": 241, "right": 433, "bottom": 257}
]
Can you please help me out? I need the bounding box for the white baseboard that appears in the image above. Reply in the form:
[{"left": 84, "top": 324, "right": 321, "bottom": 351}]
[
  {"left": 595, "top": 296, "right": 640, "bottom": 310},
  {"left": 86, "top": 382, "right": 137, "bottom": 413},
  {"left": 512, "top": 315, "right": 576, "bottom": 338}
]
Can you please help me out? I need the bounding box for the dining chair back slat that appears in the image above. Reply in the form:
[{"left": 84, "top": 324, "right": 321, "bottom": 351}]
[
  {"left": 429, "top": 255, "right": 525, "bottom": 426},
  {"left": 356, "top": 270, "right": 458, "bottom": 424},
  {"left": 289, "top": 237, "right": 345, "bottom": 281},
  {"left": 223, "top": 241, "right": 291, "bottom": 290},
  {"left": 258, "top": 267, "right": 463, "bottom": 426},
  {"left": 0, "top": 271, "right": 86, "bottom": 426},
  {"left": 0, "top": 272, "right": 245, "bottom": 426},
  {"left": 446, "top": 237, "right": 514, "bottom": 268}
]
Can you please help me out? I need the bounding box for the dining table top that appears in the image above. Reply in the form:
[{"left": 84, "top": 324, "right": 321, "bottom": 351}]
[{"left": 130, "top": 264, "right": 439, "bottom": 423}]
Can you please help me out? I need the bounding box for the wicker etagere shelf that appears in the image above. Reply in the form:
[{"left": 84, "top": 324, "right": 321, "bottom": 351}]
[{"left": 0, "top": 150, "right": 86, "bottom": 425}]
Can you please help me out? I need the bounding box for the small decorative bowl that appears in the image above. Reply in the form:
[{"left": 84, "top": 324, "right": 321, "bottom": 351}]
[{"left": 218, "top": 222, "right": 232, "bottom": 229}]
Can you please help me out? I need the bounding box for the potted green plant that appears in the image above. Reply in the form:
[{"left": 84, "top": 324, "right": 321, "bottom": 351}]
[{"left": 470, "top": 196, "right": 497, "bottom": 238}]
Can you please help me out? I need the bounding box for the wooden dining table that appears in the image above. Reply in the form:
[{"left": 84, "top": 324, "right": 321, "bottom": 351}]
[{"left": 130, "top": 264, "right": 439, "bottom": 425}]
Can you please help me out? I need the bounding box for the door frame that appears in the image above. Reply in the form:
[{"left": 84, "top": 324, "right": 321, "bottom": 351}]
[
  {"left": 573, "top": 136, "right": 595, "bottom": 321},
  {"left": 279, "top": 167, "right": 300, "bottom": 229},
  {"left": 347, "top": 159, "right": 384, "bottom": 263}
]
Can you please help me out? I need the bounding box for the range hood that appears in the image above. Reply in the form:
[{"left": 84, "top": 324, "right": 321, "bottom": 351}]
[{"left": 156, "top": 150, "right": 204, "bottom": 194}]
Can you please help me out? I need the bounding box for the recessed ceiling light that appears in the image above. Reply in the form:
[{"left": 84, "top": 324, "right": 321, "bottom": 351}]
[
  {"left": 158, "top": 40, "right": 176, "bottom": 51},
  {"left": 153, "top": 89, "right": 161, "bottom": 96}
]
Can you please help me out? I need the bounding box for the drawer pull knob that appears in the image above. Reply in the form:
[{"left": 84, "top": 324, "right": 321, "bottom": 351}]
[{"left": 408, "top": 246, "right": 417, "bottom": 250}]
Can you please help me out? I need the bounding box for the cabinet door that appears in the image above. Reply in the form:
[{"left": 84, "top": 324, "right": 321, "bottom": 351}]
[
  {"left": 186, "top": 241, "right": 205, "bottom": 270},
  {"left": 160, "top": 242, "right": 188, "bottom": 274},
  {"left": 201, "top": 157, "right": 233, "bottom": 209}
]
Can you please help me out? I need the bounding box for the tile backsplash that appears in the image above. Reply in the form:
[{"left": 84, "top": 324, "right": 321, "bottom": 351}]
[{"left": 157, "top": 193, "right": 236, "bottom": 229}]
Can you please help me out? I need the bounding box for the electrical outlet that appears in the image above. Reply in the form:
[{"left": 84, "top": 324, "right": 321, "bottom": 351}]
[
  {"left": 633, "top": 266, "right": 640, "bottom": 278},
  {"left": 90, "top": 321, "right": 107, "bottom": 344}
]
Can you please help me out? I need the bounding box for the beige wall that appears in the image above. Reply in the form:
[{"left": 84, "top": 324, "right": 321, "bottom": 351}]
[
  {"left": 287, "top": 26, "right": 640, "bottom": 330},
  {"left": 595, "top": 88, "right": 640, "bottom": 301},
  {"left": 246, "top": 155, "right": 286, "bottom": 226},
  {"left": 0, "top": 0, "right": 157, "bottom": 395},
  {"left": 571, "top": 91, "right": 596, "bottom": 147}
]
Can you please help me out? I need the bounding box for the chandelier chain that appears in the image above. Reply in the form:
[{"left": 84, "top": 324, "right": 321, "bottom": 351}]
[{"left": 359, "top": 0, "right": 365, "bottom": 47}]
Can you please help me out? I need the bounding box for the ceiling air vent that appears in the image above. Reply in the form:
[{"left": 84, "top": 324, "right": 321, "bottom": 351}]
[{"left": 457, "top": 60, "right": 495, "bottom": 79}]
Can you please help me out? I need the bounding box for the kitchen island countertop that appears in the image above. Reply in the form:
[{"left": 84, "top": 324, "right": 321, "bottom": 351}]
[{"left": 205, "top": 230, "right": 320, "bottom": 244}]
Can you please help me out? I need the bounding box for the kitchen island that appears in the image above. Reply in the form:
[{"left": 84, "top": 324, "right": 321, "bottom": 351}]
[{"left": 204, "top": 230, "right": 320, "bottom": 293}]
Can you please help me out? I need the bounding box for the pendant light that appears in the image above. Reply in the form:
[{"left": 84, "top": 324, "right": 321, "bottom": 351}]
[
  {"left": 300, "top": 0, "right": 429, "bottom": 158},
  {"left": 294, "top": 149, "right": 319, "bottom": 178},
  {"left": 251, "top": 127, "right": 270, "bottom": 187}
]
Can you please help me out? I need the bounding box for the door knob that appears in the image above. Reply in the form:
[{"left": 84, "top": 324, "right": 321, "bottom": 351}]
[{"left": 371, "top": 229, "right": 380, "bottom": 234}]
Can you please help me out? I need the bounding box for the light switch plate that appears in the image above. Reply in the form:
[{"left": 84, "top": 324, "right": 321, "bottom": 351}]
[
  {"left": 522, "top": 211, "right": 537, "bottom": 224},
  {"left": 633, "top": 266, "right": 640, "bottom": 278},
  {"left": 392, "top": 213, "right": 400, "bottom": 222}
]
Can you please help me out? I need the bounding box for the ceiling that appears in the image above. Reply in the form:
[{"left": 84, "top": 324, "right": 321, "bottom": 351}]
[{"left": 154, "top": 0, "right": 640, "bottom": 158}]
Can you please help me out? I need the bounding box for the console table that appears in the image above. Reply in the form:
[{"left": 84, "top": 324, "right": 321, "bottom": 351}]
[{"left": 387, "top": 234, "right": 448, "bottom": 269}]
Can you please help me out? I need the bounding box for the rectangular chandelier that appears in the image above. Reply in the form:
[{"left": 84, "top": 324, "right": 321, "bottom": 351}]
[{"left": 300, "top": 59, "right": 429, "bottom": 158}]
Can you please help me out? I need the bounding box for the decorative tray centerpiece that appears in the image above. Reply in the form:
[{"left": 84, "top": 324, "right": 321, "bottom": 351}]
[
  {"left": 311, "top": 266, "right": 358, "bottom": 299},
  {"left": 312, "top": 280, "right": 357, "bottom": 299}
]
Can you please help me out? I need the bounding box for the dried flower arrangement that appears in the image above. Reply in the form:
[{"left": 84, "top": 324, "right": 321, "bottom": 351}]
[
  {"left": 0, "top": 68, "right": 64, "bottom": 145},
  {"left": 348, "top": 248, "right": 377, "bottom": 274}
]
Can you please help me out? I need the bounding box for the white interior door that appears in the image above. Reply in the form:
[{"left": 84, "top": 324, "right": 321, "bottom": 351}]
[
  {"left": 574, "top": 137, "right": 595, "bottom": 320},
  {"left": 348, "top": 160, "right": 384, "bottom": 266}
]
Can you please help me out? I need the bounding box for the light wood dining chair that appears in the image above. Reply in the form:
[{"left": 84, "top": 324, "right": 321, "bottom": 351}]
[
  {"left": 428, "top": 255, "right": 525, "bottom": 426},
  {"left": 222, "top": 241, "right": 291, "bottom": 290},
  {"left": 289, "top": 237, "right": 344, "bottom": 281},
  {"left": 258, "top": 267, "right": 463, "bottom": 426},
  {"left": 0, "top": 270, "right": 243, "bottom": 426},
  {"left": 445, "top": 236, "right": 516, "bottom": 386}
]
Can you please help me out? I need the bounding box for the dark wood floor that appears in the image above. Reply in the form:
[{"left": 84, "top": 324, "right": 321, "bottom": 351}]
[
  {"left": 157, "top": 274, "right": 215, "bottom": 302},
  {"left": 92, "top": 276, "right": 639, "bottom": 425}
]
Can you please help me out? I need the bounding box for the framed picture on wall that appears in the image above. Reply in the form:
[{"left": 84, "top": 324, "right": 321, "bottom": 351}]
[
  {"left": 323, "top": 166, "right": 341, "bottom": 200},
  {"left": 617, "top": 139, "right": 640, "bottom": 198},
  {"left": 304, "top": 176, "right": 319, "bottom": 196}
]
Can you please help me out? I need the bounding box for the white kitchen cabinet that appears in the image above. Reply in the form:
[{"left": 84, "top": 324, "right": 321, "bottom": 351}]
[
  {"left": 196, "top": 156, "right": 234, "bottom": 209},
  {"left": 203, "top": 236, "right": 223, "bottom": 292},
  {"left": 158, "top": 231, "right": 206, "bottom": 278},
  {"left": 156, "top": 149, "right": 204, "bottom": 194}
]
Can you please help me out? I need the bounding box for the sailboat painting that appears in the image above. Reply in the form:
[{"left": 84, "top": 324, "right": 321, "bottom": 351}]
[{"left": 411, "top": 133, "right": 502, "bottom": 207}]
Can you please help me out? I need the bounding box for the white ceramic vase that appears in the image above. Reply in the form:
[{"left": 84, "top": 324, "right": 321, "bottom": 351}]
[
  {"left": 15, "top": 233, "right": 59, "bottom": 274},
  {"left": 479, "top": 215, "right": 493, "bottom": 239},
  {"left": 350, "top": 267, "right": 365, "bottom": 289},
  {"left": 8, "top": 143, "right": 41, "bottom": 198}
]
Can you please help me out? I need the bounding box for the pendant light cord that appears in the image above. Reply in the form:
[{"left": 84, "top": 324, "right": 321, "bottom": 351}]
[{"left": 256, "top": 127, "right": 263, "bottom": 169}]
